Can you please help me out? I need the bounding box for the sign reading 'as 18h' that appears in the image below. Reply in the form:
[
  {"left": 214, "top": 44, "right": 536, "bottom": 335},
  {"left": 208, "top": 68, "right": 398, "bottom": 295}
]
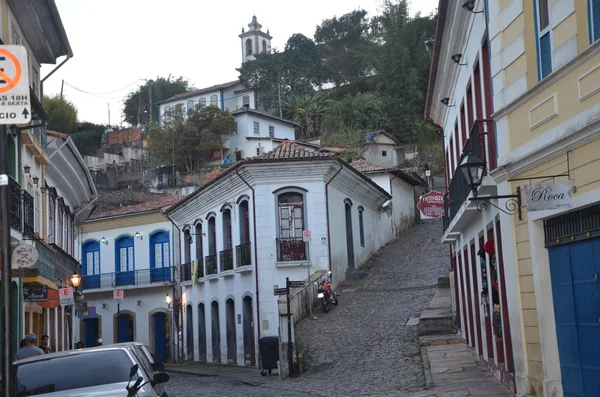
[
  {"left": 524, "top": 181, "right": 572, "bottom": 212},
  {"left": 0, "top": 46, "right": 30, "bottom": 124},
  {"left": 417, "top": 190, "right": 445, "bottom": 219}
]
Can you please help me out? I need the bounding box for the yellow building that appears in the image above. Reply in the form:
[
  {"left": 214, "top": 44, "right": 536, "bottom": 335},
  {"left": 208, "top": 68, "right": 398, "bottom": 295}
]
[{"left": 488, "top": 0, "right": 600, "bottom": 395}]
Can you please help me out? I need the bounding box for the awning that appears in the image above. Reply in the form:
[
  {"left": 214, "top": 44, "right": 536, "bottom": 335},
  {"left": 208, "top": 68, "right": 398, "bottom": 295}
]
[{"left": 38, "top": 289, "right": 60, "bottom": 309}]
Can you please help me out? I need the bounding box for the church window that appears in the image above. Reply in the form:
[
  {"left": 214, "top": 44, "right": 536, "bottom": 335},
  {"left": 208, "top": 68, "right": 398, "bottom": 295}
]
[
  {"left": 242, "top": 95, "right": 250, "bottom": 108},
  {"left": 245, "top": 39, "right": 253, "bottom": 56},
  {"left": 210, "top": 95, "right": 218, "bottom": 107},
  {"left": 253, "top": 122, "right": 260, "bottom": 135},
  {"left": 262, "top": 40, "right": 267, "bottom": 53},
  {"left": 199, "top": 98, "right": 206, "bottom": 107}
]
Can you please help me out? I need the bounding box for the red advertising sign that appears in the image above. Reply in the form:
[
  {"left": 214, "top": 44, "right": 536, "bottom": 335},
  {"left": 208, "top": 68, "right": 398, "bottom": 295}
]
[{"left": 417, "top": 190, "right": 445, "bottom": 219}]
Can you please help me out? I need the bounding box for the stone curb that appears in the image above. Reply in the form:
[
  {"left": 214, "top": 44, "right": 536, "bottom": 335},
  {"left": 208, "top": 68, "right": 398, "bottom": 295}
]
[
  {"left": 420, "top": 346, "right": 435, "bottom": 390},
  {"left": 165, "top": 367, "right": 217, "bottom": 377}
]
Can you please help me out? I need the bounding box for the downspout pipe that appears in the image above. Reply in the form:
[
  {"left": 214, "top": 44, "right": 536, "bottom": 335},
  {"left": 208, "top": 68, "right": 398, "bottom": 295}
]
[
  {"left": 161, "top": 209, "right": 183, "bottom": 364},
  {"left": 325, "top": 162, "right": 344, "bottom": 272},
  {"left": 41, "top": 56, "right": 70, "bottom": 84},
  {"left": 235, "top": 166, "right": 261, "bottom": 347}
]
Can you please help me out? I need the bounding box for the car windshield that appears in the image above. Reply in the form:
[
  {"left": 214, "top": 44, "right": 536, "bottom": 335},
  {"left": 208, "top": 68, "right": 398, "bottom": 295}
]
[{"left": 15, "top": 350, "right": 133, "bottom": 396}]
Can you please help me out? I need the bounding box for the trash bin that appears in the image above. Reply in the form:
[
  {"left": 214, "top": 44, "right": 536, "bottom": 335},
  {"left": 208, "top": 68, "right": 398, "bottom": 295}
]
[{"left": 259, "top": 336, "right": 279, "bottom": 376}]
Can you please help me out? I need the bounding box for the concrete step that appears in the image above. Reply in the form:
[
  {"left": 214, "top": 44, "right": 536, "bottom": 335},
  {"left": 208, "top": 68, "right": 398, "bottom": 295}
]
[
  {"left": 437, "top": 276, "right": 450, "bottom": 288},
  {"left": 420, "top": 334, "right": 464, "bottom": 347},
  {"left": 419, "top": 286, "right": 455, "bottom": 336}
]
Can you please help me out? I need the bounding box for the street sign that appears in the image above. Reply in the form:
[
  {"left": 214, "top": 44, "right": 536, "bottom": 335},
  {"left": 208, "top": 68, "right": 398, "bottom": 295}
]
[
  {"left": 113, "top": 289, "right": 124, "bottom": 303},
  {"left": 417, "top": 190, "right": 445, "bottom": 219},
  {"left": 302, "top": 230, "right": 311, "bottom": 242},
  {"left": 77, "top": 306, "right": 96, "bottom": 319},
  {"left": 75, "top": 301, "right": 87, "bottom": 311},
  {"left": 11, "top": 267, "right": 40, "bottom": 278},
  {"left": 273, "top": 287, "right": 288, "bottom": 296},
  {"left": 23, "top": 284, "right": 48, "bottom": 302},
  {"left": 11, "top": 244, "right": 38, "bottom": 268},
  {"left": 0, "top": 46, "right": 30, "bottom": 124},
  {"left": 288, "top": 281, "right": 305, "bottom": 288},
  {"left": 59, "top": 287, "right": 74, "bottom": 306}
]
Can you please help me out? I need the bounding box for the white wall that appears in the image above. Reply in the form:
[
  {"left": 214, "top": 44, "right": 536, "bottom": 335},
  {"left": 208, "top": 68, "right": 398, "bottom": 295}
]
[
  {"left": 363, "top": 144, "right": 401, "bottom": 168},
  {"left": 225, "top": 113, "right": 296, "bottom": 159},
  {"left": 223, "top": 84, "right": 256, "bottom": 111},
  {"left": 368, "top": 173, "right": 416, "bottom": 235}
]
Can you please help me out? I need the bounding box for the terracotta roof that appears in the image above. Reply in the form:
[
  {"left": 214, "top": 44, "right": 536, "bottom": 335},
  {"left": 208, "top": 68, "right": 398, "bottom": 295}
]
[
  {"left": 350, "top": 159, "right": 425, "bottom": 186},
  {"left": 88, "top": 190, "right": 180, "bottom": 220},
  {"left": 47, "top": 130, "right": 69, "bottom": 139},
  {"left": 161, "top": 80, "right": 240, "bottom": 103},
  {"left": 322, "top": 146, "right": 343, "bottom": 153},
  {"left": 252, "top": 140, "right": 338, "bottom": 161}
]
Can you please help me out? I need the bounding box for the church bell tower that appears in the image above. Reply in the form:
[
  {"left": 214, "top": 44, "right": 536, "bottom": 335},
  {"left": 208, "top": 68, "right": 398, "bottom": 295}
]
[{"left": 239, "top": 15, "right": 272, "bottom": 64}]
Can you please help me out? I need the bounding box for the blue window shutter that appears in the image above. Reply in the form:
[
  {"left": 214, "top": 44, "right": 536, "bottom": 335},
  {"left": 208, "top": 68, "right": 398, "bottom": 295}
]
[
  {"left": 593, "top": 0, "right": 600, "bottom": 42},
  {"left": 540, "top": 33, "right": 552, "bottom": 79}
]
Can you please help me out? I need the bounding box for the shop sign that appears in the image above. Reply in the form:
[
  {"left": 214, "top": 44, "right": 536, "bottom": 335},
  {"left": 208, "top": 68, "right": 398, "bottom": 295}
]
[
  {"left": 11, "top": 244, "right": 38, "bottom": 268},
  {"left": 525, "top": 181, "right": 572, "bottom": 211},
  {"left": 417, "top": 190, "right": 445, "bottom": 219},
  {"left": 23, "top": 284, "right": 48, "bottom": 302}
]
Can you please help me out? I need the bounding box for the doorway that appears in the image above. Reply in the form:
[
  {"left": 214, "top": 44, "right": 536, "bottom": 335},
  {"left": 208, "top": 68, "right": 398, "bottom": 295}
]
[
  {"left": 198, "top": 303, "right": 207, "bottom": 361},
  {"left": 116, "top": 313, "right": 134, "bottom": 343},
  {"left": 211, "top": 301, "right": 221, "bottom": 363},
  {"left": 152, "top": 312, "right": 167, "bottom": 363},
  {"left": 225, "top": 298, "right": 237, "bottom": 364},
  {"left": 186, "top": 304, "right": 194, "bottom": 360},
  {"left": 345, "top": 201, "right": 355, "bottom": 270},
  {"left": 242, "top": 296, "right": 255, "bottom": 366},
  {"left": 82, "top": 318, "right": 100, "bottom": 348}
]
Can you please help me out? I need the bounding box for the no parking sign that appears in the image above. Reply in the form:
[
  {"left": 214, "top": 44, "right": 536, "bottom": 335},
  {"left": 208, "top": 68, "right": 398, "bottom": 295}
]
[
  {"left": 59, "top": 287, "right": 74, "bottom": 306},
  {"left": 113, "top": 289, "right": 124, "bottom": 303}
]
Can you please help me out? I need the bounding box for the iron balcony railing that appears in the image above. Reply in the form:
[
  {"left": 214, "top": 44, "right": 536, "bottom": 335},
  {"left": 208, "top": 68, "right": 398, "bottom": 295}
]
[
  {"left": 276, "top": 237, "right": 307, "bottom": 262},
  {"left": 219, "top": 248, "right": 233, "bottom": 271},
  {"left": 442, "top": 193, "right": 450, "bottom": 232},
  {"left": 205, "top": 254, "right": 217, "bottom": 275},
  {"left": 82, "top": 267, "right": 174, "bottom": 290},
  {"left": 236, "top": 242, "right": 251, "bottom": 267},
  {"left": 22, "top": 190, "right": 34, "bottom": 237},
  {"left": 9, "top": 177, "right": 21, "bottom": 232},
  {"left": 181, "top": 262, "right": 192, "bottom": 282}
]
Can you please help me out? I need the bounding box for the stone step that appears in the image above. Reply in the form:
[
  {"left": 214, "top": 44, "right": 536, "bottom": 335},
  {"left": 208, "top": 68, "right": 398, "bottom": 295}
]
[
  {"left": 420, "top": 334, "right": 464, "bottom": 347},
  {"left": 419, "top": 285, "right": 455, "bottom": 336},
  {"left": 437, "top": 276, "right": 450, "bottom": 288}
]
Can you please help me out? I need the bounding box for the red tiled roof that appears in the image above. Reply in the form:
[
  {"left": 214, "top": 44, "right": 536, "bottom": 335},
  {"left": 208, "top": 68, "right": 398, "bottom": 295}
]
[
  {"left": 88, "top": 191, "right": 180, "bottom": 220},
  {"left": 165, "top": 80, "right": 240, "bottom": 102},
  {"left": 322, "top": 146, "right": 343, "bottom": 153},
  {"left": 350, "top": 159, "right": 392, "bottom": 173},
  {"left": 252, "top": 140, "right": 338, "bottom": 161},
  {"left": 350, "top": 159, "right": 425, "bottom": 186}
]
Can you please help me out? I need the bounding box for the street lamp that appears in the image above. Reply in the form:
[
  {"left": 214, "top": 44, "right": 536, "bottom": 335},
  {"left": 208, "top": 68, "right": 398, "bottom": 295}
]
[
  {"left": 70, "top": 272, "right": 82, "bottom": 292},
  {"left": 459, "top": 152, "right": 523, "bottom": 220},
  {"left": 165, "top": 293, "right": 172, "bottom": 308}
]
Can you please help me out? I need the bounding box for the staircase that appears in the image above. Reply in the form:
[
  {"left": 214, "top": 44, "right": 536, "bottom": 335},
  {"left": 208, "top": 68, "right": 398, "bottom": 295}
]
[{"left": 418, "top": 276, "right": 457, "bottom": 338}]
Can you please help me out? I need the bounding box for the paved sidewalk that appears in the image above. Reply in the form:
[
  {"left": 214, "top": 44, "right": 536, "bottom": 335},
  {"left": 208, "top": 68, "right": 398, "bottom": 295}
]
[
  {"left": 405, "top": 341, "right": 514, "bottom": 397},
  {"left": 166, "top": 362, "right": 281, "bottom": 387}
]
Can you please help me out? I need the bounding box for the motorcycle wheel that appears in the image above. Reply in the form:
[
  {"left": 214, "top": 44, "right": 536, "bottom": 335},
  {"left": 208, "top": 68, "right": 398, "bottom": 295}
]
[
  {"left": 321, "top": 298, "right": 330, "bottom": 312},
  {"left": 333, "top": 297, "right": 339, "bottom": 305}
]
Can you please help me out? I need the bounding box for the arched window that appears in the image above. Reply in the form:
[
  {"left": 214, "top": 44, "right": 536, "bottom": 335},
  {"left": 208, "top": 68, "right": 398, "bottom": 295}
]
[
  {"left": 276, "top": 191, "right": 306, "bottom": 261},
  {"left": 210, "top": 95, "right": 218, "bottom": 107},
  {"left": 150, "top": 231, "right": 171, "bottom": 282},
  {"left": 245, "top": 38, "right": 253, "bottom": 55},
  {"left": 183, "top": 229, "right": 191, "bottom": 264},
  {"left": 199, "top": 98, "right": 206, "bottom": 107},
  {"left": 206, "top": 216, "right": 217, "bottom": 275},
  {"left": 242, "top": 95, "right": 250, "bottom": 108},
  {"left": 358, "top": 206, "right": 365, "bottom": 247},
  {"left": 262, "top": 40, "right": 267, "bottom": 53},
  {"left": 221, "top": 208, "right": 233, "bottom": 271},
  {"left": 163, "top": 106, "right": 172, "bottom": 121},
  {"left": 82, "top": 241, "right": 101, "bottom": 289},
  {"left": 238, "top": 200, "right": 251, "bottom": 267},
  {"left": 115, "top": 236, "right": 135, "bottom": 286},
  {"left": 187, "top": 100, "right": 195, "bottom": 112}
]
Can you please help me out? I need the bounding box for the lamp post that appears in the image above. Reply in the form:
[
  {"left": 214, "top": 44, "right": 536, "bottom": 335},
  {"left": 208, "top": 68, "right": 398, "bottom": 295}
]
[
  {"left": 70, "top": 272, "right": 82, "bottom": 350},
  {"left": 70, "top": 272, "right": 82, "bottom": 292},
  {"left": 165, "top": 293, "right": 175, "bottom": 362},
  {"left": 459, "top": 152, "right": 523, "bottom": 220}
]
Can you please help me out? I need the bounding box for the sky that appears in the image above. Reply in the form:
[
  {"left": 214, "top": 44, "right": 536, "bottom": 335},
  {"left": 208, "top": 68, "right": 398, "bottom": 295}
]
[{"left": 42, "top": 0, "right": 438, "bottom": 126}]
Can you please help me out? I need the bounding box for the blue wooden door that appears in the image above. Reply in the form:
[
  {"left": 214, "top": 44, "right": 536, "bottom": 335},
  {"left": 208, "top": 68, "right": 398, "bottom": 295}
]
[
  {"left": 82, "top": 241, "right": 101, "bottom": 289},
  {"left": 153, "top": 312, "right": 167, "bottom": 363},
  {"left": 118, "top": 314, "right": 133, "bottom": 342},
  {"left": 83, "top": 318, "right": 99, "bottom": 348},
  {"left": 549, "top": 238, "right": 600, "bottom": 397},
  {"left": 115, "top": 237, "right": 135, "bottom": 286},
  {"left": 150, "top": 232, "right": 171, "bottom": 283}
]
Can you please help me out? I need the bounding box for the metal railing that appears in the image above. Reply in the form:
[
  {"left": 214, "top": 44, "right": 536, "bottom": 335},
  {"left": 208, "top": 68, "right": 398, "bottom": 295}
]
[
  {"left": 82, "top": 267, "right": 174, "bottom": 290},
  {"left": 276, "top": 237, "right": 306, "bottom": 262},
  {"left": 205, "top": 254, "right": 217, "bottom": 275},
  {"left": 219, "top": 248, "right": 233, "bottom": 271},
  {"left": 9, "top": 177, "right": 21, "bottom": 231},
  {"left": 442, "top": 193, "right": 450, "bottom": 232},
  {"left": 236, "top": 242, "right": 251, "bottom": 267},
  {"left": 181, "top": 263, "right": 192, "bottom": 282},
  {"left": 22, "top": 190, "right": 34, "bottom": 237}
]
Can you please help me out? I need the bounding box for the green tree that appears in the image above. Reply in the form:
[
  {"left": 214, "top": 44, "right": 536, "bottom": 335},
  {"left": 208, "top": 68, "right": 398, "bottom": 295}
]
[
  {"left": 122, "top": 76, "right": 192, "bottom": 126},
  {"left": 282, "top": 93, "right": 327, "bottom": 138},
  {"left": 43, "top": 95, "right": 78, "bottom": 133},
  {"left": 69, "top": 122, "right": 107, "bottom": 156},
  {"left": 147, "top": 105, "right": 235, "bottom": 172}
]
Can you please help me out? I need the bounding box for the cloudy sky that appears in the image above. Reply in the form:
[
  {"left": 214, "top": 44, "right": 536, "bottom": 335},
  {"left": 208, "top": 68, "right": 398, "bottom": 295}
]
[{"left": 42, "top": 0, "right": 438, "bottom": 126}]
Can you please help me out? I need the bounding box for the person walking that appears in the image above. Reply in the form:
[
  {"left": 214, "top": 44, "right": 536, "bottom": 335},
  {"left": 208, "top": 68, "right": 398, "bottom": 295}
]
[
  {"left": 15, "top": 333, "right": 44, "bottom": 360},
  {"left": 39, "top": 334, "right": 52, "bottom": 354}
]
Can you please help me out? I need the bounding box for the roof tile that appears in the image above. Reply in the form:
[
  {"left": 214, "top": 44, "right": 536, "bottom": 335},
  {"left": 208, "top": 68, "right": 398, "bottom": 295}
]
[
  {"left": 349, "top": 159, "right": 392, "bottom": 173},
  {"left": 252, "top": 140, "right": 338, "bottom": 161},
  {"left": 165, "top": 80, "right": 240, "bottom": 102},
  {"left": 88, "top": 190, "right": 180, "bottom": 220}
]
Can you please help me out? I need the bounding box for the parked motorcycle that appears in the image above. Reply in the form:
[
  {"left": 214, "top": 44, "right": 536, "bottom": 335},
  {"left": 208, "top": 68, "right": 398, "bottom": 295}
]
[{"left": 317, "top": 271, "right": 338, "bottom": 312}]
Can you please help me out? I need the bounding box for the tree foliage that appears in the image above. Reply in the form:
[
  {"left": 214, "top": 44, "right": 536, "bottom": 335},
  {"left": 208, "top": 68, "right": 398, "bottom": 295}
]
[
  {"left": 122, "top": 76, "right": 192, "bottom": 126},
  {"left": 69, "top": 121, "right": 107, "bottom": 156},
  {"left": 147, "top": 105, "right": 235, "bottom": 172},
  {"left": 43, "top": 95, "right": 78, "bottom": 133}
]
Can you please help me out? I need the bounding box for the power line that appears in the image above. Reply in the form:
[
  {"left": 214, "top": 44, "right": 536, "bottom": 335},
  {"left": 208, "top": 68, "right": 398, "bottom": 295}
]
[{"left": 63, "top": 79, "right": 143, "bottom": 96}]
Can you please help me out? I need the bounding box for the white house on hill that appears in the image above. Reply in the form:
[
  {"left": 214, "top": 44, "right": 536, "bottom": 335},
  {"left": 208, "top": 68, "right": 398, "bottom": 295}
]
[{"left": 166, "top": 141, "right": 420, "bottom": 366}]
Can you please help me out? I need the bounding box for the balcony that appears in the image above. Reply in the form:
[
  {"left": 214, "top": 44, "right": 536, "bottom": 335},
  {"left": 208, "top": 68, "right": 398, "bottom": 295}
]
[
  {"left": 9, "top": 177, "right": 21, "bottom": 232},
  {"left": 82, "top": 267, "right": 174, "bottom": 290},
  {"left": 219, "top": 248, "right": 233, "bottom": 272},
  {"left": 276, "top": 238, "right": 306, "bottom": 262},
  {"left": 181, "top": 262, "right": 192, "bottom": 282},
  {"left": 22, "top": 190, "right": 34, "bottom": 237},
  {"left": 205, "top": 254, "right": 217, "bottom": 276},
  {"left": 236, "top": 242, "right": 251, "bottom": 267}
]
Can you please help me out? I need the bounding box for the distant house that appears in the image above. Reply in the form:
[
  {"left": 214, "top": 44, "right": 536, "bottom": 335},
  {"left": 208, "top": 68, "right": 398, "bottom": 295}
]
[
  {"left": 362, "top": 131, "right": 405, "bottom": 168},
  {"left": 166, "top": 141, "right": 420, "bottom": 366}
]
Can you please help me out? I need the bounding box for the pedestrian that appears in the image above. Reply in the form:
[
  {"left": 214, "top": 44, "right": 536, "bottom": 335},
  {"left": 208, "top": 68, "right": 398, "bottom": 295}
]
[
  {"left": 39, "top": 334, "right": 52, "bottom": 354},
  {"left": 96, "top": 338, "right": 103, "bottom": 346},
  {"left": 15, "top": 333, "right": 44, "bottom": 360},
  {"left": 19, "top": 339, "right": 26, "bottom": 348},
  {"left": 75, "top": 341, "right": 84, "bottom": 349}
]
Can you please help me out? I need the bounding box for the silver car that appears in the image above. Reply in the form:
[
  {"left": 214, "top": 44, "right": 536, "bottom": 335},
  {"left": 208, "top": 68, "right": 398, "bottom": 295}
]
[{"left": 13, "top": 343, "right": 169, "bottom": 396}]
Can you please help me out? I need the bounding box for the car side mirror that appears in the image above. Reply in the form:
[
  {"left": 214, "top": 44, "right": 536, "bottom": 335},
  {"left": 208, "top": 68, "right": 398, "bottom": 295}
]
[
  {"left": 152, "top": 362, "right": 165, "bottom": 372},
  {"left": 129, "top": 364, "right": 139, "bottom": 379},
  {"left": 152, "top": 372, "right": 170, "bottom": 385}
]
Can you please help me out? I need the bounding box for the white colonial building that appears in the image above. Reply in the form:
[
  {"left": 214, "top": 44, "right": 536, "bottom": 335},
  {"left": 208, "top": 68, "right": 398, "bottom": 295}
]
[
  {"left": 73, "top": 193, "right": 180, "bottom": 363},
  {"left": 166, "top": 141, "right": 421, "bottom": 366}
]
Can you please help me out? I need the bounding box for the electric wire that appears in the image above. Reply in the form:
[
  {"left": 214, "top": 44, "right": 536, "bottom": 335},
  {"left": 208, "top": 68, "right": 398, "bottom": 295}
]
[{"left": 63, "top": 79, "right": 144, "bottom": 96}]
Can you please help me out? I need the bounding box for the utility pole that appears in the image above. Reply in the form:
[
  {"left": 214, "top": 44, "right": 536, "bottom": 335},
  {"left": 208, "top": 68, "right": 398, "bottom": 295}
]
[
  {"left": 107, "top": 103, "right": 111, "bottom": 126},
  {"left": 172, "top": 128, "right": 175, "bottom": 188},
  {"left": 148, "top": 81, "right": 153, "bottom": 124},
  {"left": 137, "top": 90, "right": 141, "bottom": 126},
  {"left": 277, "top": 71, "right": 283, "bottom": 118},
  {"left": 0, "top": 125, "right": 15, "bottom": 397},
  {"left": 286, "top": 277, "right": 293, "bottom": 375},
  {"left": 60, "top": 80, "right": 64, "bottom": 99}
]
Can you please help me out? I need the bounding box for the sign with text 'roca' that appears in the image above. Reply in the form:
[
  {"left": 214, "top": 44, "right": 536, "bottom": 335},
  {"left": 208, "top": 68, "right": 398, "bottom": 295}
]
[
  {"left": 417, "top": 190, "right": 445, "bottom": 219},
  {"left": 0, "top": 46, "right": 30, "bottom": 124},
  {"left": 524, "top": 181, "right": 572, "bottom": 211}
]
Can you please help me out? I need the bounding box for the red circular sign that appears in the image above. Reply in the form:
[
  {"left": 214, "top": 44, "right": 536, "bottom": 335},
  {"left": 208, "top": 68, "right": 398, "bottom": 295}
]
[{"left": 417, "top": 190, "right": 445, "bottom": 219}]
